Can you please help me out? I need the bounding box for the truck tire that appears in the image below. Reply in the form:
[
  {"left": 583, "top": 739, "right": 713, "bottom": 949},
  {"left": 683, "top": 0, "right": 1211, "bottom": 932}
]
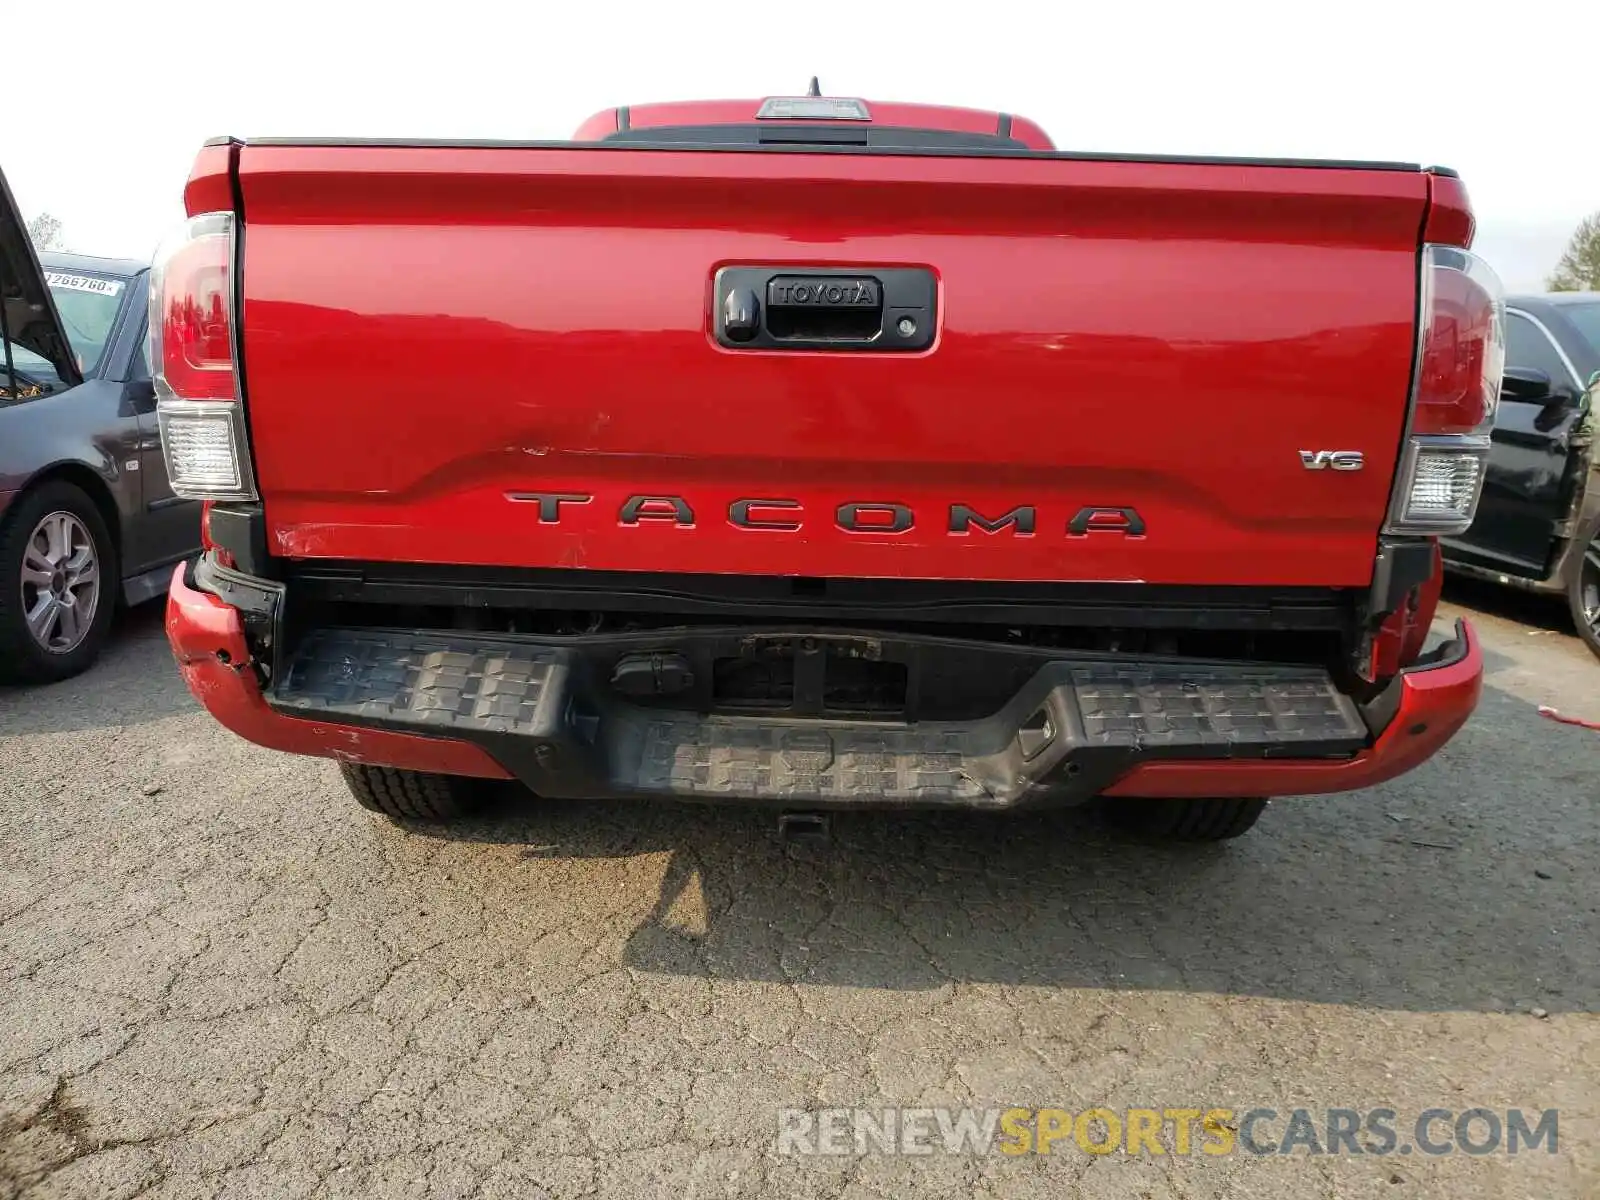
[
  {"left": 1568, "top": 518, "right": 1600, "bottom": 662},
  {"left": 0, "top": 480, "right": 119, "bottom": 685},
  {"left": 1109, "top": 797, "right": 1268, "bottom": 841},
  {"left": 339, "top": 763, "right": 485, "bottom": 821}
]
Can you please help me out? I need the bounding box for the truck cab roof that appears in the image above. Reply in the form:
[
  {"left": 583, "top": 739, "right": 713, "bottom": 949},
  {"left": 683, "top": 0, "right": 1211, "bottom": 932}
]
[{"left": 571, "top": 97, "right": 1055, "bottom": 151}]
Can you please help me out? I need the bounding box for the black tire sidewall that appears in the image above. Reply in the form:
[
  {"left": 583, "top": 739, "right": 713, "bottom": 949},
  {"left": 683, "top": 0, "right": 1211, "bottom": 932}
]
[
  {"left": 0, "top": 481, "right": 119, "bottom": 684},
  {"left": 1568, "top": 513, "right": 1600, "bottom": 660},
  {"left": 1108, "top": 796, "right": 1268, "bottom": 841},
  {"left": 338, "top": 762, "right": 482, "bottom": 822}
]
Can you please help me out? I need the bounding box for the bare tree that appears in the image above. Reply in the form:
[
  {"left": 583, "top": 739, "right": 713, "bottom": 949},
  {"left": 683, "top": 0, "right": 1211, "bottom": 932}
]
[
  {"left": 26, "top": 212, "right": 64, "bottom": 251},
  {"left": 1547, "top": 211, "right": 1600, "bottom": 291}
]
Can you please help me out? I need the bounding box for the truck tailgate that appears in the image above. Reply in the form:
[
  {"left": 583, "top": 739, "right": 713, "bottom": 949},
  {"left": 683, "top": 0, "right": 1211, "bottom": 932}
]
[{"left": 235, "top": 144, "right": 1426, "bottom": 586}]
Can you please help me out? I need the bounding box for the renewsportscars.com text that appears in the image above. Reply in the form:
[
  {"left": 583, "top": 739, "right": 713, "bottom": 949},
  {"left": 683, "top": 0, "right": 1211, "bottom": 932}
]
[{"left": 776, "top": 1106, "right": 1559, "bottom": 1158}]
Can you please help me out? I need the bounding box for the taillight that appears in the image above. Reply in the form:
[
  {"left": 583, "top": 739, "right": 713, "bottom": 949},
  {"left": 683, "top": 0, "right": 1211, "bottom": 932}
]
[
  {"left": 148, "top": 212, "right": 257, "bottom": 502},
  {"left": 1385, "top": 245, "right": 1504, "bottom": 535}
]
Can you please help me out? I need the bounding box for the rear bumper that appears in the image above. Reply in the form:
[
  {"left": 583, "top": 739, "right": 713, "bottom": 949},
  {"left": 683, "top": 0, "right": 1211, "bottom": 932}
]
[
  {"left": 1104, "top": 622, "right": 1481, "bottom": 798},
  {"left": 165, "top": 564, "right": 511, "bottom": 781},
  {"left": 165, "top": 561, "right": 1482, "bottom": 806}
]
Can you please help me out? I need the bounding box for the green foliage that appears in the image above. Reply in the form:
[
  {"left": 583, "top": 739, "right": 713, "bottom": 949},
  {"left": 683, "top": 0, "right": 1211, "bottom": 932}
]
[{"left": 1548, "top": 212, "right": 1600, "bottom": 291}]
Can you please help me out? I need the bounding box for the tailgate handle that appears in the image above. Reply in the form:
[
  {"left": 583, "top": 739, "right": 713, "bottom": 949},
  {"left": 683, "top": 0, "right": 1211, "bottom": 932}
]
[
  {"left": 714, "top": 266, "right": 935, "bottom": 352},
  {"left": 766, "top": 276, "right": 882, "bottom": 342}
]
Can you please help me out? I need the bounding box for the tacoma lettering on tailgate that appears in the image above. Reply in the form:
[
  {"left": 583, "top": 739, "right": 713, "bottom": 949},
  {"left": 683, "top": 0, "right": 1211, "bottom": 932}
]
[{"left": 506, "top": 494, "right": 1147, "bottom": 537}]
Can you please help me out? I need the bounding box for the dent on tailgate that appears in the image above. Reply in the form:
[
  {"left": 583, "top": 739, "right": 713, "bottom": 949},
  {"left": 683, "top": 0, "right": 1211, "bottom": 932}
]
[{"left": 235, "top": 145, "right": 1428, "bottom": 586}]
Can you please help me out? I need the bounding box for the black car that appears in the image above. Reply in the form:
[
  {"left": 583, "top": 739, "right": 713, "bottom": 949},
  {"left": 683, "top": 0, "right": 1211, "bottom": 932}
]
[
  {"left": 1443, "top": 291, "right": 1600, "bottom": 658},
  {"left": 1, "top": 169, "right": 201, "bottom": 683}
]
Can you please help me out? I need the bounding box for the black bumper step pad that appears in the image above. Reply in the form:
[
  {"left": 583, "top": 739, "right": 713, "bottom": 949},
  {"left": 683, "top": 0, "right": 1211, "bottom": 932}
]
[
  {"left": 272, "top": 628, "right": 1368, "bottom": 808},
  {"left": 276, "top": 629, "right": 566, "bottom": 735}
]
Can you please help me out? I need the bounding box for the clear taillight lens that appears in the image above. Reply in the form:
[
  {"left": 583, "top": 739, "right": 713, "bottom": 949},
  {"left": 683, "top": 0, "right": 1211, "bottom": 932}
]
[
  {"left": 1385, "top": 245, "right": 1504, "bottom": 535},
  {"left": 1390, "top": 436, "right": 1488, "bottom": 529},
  {"left": 149, "top": 211, "right": 257, "bottom": 502},
  {"left": 158, "top": 400, "right": 253, "bottom": 494}
]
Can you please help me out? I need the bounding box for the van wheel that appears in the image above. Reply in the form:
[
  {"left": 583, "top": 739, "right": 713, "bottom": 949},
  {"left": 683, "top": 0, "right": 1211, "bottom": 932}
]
[
  {"left": 1109, "top": 797, "right": 1269, "bottom": 841},
  {"left": 339, "top": 763, "right": 485, "bottom": 822},
  {"left": 1569, "top": 519, "right": 1600, "bottom": 661},
  {"left": 0, "top": 481, "right": 118, "bottom": 685}
]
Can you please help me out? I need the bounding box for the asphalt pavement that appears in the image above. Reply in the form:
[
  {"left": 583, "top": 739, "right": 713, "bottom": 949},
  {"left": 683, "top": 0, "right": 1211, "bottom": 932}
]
[{"left": 1, "top": 581, "right": 1596, "bottom": 1199}]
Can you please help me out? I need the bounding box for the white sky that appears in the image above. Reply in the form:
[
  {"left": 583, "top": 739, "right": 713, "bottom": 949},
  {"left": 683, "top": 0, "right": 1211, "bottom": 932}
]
[{"left": 10, "top": 0, "right": 1597, "bottom": 291}]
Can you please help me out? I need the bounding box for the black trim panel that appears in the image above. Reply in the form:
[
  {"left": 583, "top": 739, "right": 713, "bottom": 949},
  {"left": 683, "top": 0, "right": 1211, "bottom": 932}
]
[
  {"left": 285, "top": 560, "right": 1358, "bottom": 631},
  {"left": 206, "top": 502, "right": 272, "bottom": 577},
  {"left": 196, "top": 552, "right": 283, "bottom": 622},
  {"left": 1366, "top": 536, "right": 1438, "bottom": 617}
]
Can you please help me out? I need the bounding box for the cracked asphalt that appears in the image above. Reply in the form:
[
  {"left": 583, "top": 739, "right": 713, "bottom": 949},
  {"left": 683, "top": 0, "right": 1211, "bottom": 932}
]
[{"left": 1, "top": 581, "right": 1596, "bottom": 1199}]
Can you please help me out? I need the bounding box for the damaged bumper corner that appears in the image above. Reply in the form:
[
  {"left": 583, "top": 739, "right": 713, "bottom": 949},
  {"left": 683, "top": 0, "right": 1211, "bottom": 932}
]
[{"left": 164, "top": 563, "right": 513, "bottom": 781}]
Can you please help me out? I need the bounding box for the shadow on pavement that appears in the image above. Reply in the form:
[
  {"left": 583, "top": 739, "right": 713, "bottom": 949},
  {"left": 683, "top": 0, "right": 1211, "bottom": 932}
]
[
  {"left": 406, "top": 673, "right": 1599, "bottom": 1016},
  {"left": 0, "top": 601, "right": 197, "bottom": 735}
]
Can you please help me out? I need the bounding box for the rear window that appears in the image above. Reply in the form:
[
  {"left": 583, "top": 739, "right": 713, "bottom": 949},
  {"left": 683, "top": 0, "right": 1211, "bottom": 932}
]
[{"left": 44, "top": 270, "right": 128, "bottom": 375}]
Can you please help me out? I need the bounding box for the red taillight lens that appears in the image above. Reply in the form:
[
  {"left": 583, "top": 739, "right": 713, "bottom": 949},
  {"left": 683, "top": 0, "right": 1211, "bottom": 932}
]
[
  {"left": 1411, "top": 246, "right": 1505, "bottom": 437},
  {"left": 198, "top": 501, "right": 237, "bottom": 568},
  {"left": 151, "top": 213, "right": 236, "bottom": 402},
  {"left": 149, "top": 212, "right": 257, "bottom": 502}
]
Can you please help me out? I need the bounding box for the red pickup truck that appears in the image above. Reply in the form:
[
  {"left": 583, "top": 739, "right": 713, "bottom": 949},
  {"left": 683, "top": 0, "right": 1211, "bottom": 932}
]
[{"left": 159, "top": 95, "right": 1499, "bottom": 841}]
